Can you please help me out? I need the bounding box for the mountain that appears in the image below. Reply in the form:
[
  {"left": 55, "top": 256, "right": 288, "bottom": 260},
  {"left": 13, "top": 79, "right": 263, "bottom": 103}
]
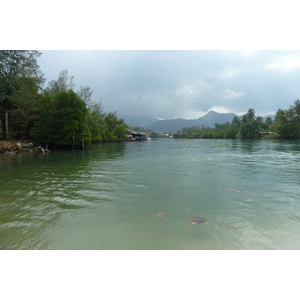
[
  {"left": 194, "top": 110, "right": 237, "bottom": 128},
  {"left": 149, "top": 118, "right": 195, "bottom": 133},
  {"left": 263, "top": 114, "right": 276, "bottom": 121},
  {"left": 119, "top": 111, "right": 276, "bottom": 133},
  {"left": 149, "top": 110, "right": 237, "bottom": 133},
  {"left": 117, "top": 114, "right": 157, "bottom": 128}
]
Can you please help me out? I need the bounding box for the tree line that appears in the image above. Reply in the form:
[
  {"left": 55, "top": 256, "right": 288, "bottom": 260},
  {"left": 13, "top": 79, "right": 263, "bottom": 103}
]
[
  {"left": 2, "top": 51, "right": 300, "bottom": 145},
  {"left": 0, "top": 51, "right": 128, "bottom": 148},
  {"left": 173, "top": 103, "right": 300, "bottom": 139}
]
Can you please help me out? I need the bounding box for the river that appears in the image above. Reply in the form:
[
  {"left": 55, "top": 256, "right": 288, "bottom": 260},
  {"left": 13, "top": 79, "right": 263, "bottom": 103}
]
[{"left": 1, "top": 138, "right": 300, "bottom": 249}]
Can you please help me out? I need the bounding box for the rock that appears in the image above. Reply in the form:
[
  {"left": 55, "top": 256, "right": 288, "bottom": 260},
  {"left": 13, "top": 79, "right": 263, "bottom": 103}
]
[
  {"left": 156, "top": 213, "right": 165, "bottom": 219},
  {"left": 218, "top": 222, "right": 240, "bottom": 229},
  {"left": 188, "top": 216, "right": 209, "bottom": 226},
  {"left": 0, "top": 145, "right": 8, "bottom": 154},
  {"left": 15, "top": 143, "right": 22, "bottom": 151}
]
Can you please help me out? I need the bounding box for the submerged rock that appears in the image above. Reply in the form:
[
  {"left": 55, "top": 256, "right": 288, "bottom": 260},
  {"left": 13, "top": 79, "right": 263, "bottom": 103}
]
[
  {"left": 218, "top": 222, "right": 240, "bottom": 229},
  {"left": 188, "top": 216, "right": 209, "bottom": 226},
  {"left": 229, "top": 187, "right": 247, "bottom": 193},
  {"left": 156, "top": 213, "right": 165, "bottom": 219}
]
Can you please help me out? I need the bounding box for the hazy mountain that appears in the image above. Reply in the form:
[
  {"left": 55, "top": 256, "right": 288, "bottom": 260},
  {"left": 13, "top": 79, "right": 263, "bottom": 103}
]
[
  {"left": 119, "top": 111, "right": 276, "bottom": 133},
  {"left": 149, "top": 118, "right": 194, "bottom": 133},
  {"left": 117, "top": 114, "right": 157, "bottom": 128},
  {"left": 149, "top": 110, "right": 237, "bottom": 133},
  {"left": 263, "top": 114, "right": 276, "bottom": 121},
  {"left": 194, "top": 110, "right": 237, "bottom": 128}
]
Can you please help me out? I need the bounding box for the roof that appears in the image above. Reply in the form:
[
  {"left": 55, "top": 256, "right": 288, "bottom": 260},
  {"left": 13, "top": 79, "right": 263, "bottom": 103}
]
[{"left": 127, "top": 130, "right": 147, "bottom": 137}]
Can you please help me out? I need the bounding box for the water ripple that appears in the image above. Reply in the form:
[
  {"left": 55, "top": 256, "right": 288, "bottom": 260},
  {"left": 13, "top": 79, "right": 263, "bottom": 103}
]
[{"left": 2, "top": 140, "right": 300, "bottom": 249}]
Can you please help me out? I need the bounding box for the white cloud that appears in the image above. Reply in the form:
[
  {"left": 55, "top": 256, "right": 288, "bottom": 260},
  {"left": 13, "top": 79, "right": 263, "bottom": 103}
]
[
  {"left": 175, "top": 81, "right": 211, "bottom": 100},
  {"left": 218, "top": 68, "right": 240, "bottom": 78},
  {"left": 267, "top": 56, "right": 300, "bottom": 71},
  {"left": 219, "top": 88, "right": 246, "bottom": 100},
  {"left": 209, "top": 106, "right": 231, "bottom": 114}
]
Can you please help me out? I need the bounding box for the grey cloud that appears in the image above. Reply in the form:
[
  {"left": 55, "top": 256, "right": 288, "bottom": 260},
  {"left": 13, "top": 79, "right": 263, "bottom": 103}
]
[{"left": 38, "top": 50, "right": 300, "bottom": 119}]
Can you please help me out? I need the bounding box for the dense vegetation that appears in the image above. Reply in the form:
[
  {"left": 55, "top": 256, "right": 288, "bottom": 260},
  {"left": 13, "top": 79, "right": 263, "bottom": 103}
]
[
  {"left": 173, "top": 104, "right": 300, "bottom": 139},
  {"left": 0, "top": 51, "right": 128, "bottom": 148},
  {"left": 2, "top": 50, "right": 300, "bottom": 146}
]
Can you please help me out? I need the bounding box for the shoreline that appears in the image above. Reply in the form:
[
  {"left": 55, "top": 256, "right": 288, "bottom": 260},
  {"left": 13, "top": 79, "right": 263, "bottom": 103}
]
[{"left": 0, "top": 140, "right": 39, "bottom": 155}]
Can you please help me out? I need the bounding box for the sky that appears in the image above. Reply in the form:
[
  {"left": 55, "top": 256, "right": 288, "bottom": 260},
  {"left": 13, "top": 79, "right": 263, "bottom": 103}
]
[
  {"left": 4, "top": 1, "right": 300, "bottom": 121},
  {"left": 38, "top": 50, "right": 300, "bottom": 120}
]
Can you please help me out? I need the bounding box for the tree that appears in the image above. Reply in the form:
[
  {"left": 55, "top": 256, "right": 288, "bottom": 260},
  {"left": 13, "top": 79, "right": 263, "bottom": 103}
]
[
  {"left": 232, "top": 116, "right": 241, "bottom": 127},
  {"left": 240, "top": 109, "right": 260, "bottom": 138},
  {"left": 30, "top": 94, "right": 55, "bottom": 144},
  {"left": 290, "top": 100, "right": 300, "bottom": 138},
  {"left": 45, "top": 69, "right": 75, "bottom": 95},
  {"left": 77, "top": 85, "right": 94, "bottom": 108},
  {"left": 31, "top": 90, "right": 91, "bottom": 148},
  {"left": 86, "top": 102, "right": 106, "bottom": 141},
  {"left": 272, "top": 109, "right": 295, "bottom": 138},
  {"left": 94, "top": 112, "right": 128, "bottom": 142},
  {"left": 104, "top": 112, "right": 119, "bottom": 130},
  {"left": 54, "top": 91, "right": 91, "bottom": 148},
  {"left": 113, "top": 124, "right": 128, "bottom": 140},
  {"left": 242, "top": 108, "right": 256, "bottom": 123},
  {"left": 265, "top": 116, "right": 273, "bottom": 127},
  {"left": 0, "top": 50, "right": 44, "bottom": 139},
  {"left": 8, "top": 77, "right": 41, "bottom": 139}
]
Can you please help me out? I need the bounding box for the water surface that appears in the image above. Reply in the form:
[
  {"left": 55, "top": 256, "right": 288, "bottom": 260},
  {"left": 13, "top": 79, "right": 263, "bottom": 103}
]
[{"left": 1, "top": 139, "right": 300, "bottom": 249}]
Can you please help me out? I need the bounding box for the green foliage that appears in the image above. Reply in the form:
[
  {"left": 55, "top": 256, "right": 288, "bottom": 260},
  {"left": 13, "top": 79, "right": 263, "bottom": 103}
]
[
  {"left": 77, "top": 85, "right": 94, "bottom": 108},
  {"left": 96, "top": 112, "right": 128, "bottom": 142},
  {"left": 270, "top": 100, "right": 300, "bottom": 139},
  {"left": 31, "top": 91, "right": 92, "bottom": 148},
  {"left": 173, "top": 108, "right": 274, "bottom": 140},
  {"left": 7, "top": 77, "right": 41, "bottom": 139},
  {"left": 265, "top": 116, "right": 273, "bottom": 126},
  {"left": 86, "top": 103, "right": 105, "bottom": 141},
  {"left": 290, "top": 100, "right": 300, "bottom": 139},
  {"left": 113, "top": 124, "right": 128, "bottom": 140},
  {"left": 0, "top": 50, "right": 44, "bottom": 139},
  {"left": 45, "top": 69, "right": 75, "bottom": 95},
  {"left": 4, "top": 51, "right": 300, "bottom": 145},
  {"left": 272, "top": 109, "right": 294, "bottom": 138},
  {"left": 173, "top": 103, "right": 300, "bottom": 140},
  {"left": 239, "top": 109, "right": 260, "bottom": 139},
  {"left": 30, "top": 69, "right": 129, "bottom": 146}
]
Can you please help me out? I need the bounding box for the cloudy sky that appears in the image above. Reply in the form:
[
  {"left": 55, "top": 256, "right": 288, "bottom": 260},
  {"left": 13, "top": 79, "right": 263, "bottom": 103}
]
[
  {"left": 38, "top": 50, "right": 300, "bottom": 119},
  {"left": 5, "top": 2, "right": 300, "bottom": 120}
]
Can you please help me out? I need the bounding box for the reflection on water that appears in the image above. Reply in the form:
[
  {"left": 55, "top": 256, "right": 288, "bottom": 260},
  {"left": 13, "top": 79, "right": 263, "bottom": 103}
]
[{"left": 1, "top": 139, "right": 300, "bottom": 249}]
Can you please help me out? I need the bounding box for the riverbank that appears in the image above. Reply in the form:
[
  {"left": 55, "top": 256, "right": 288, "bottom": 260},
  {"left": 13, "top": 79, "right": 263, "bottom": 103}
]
[{"left": 0, "top": 140, "right": 39, "bottom": 155}]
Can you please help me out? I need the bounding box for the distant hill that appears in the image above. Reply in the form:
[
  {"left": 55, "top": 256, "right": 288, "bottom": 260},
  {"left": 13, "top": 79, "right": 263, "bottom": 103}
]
[
  {"left": 149, "top": 110, "right": 237, "bottom": 133},
  {"left": 118, "top": 111, "right": 276, "bottom": 133},
  {"left": 117, "top": 114, "right": 157, "bottom": 128},
  {"left": 263, "top": 114, "right": 276, "bottom": 121}
]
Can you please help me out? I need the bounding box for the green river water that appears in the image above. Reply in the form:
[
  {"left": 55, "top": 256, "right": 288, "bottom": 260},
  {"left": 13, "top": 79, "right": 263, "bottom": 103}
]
[{"left": 1, "top": 138, "right": 300, "bottom": 250}]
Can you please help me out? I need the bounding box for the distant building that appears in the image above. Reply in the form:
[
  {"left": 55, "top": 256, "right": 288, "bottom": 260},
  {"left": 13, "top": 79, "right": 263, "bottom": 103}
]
[{"left": 126, "top": 129, "right": 147, "bottom": 141}]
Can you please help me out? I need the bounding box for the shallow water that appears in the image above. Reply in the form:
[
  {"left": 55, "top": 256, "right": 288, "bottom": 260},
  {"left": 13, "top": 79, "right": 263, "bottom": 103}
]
[{"left": 1, "top": 139, "right": 300, "bottom": 249}]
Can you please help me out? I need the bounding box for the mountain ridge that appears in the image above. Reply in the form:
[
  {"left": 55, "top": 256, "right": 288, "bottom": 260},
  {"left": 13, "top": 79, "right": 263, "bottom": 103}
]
[
  {"left": 119, "top": 110, "right": 276, "bottom": 133},
  {"left": 149, "top": 110, "right": 237, "bottom": 133}
]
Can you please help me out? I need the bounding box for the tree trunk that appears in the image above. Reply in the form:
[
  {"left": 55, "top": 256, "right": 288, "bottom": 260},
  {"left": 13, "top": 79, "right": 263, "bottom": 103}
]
[
  {"left": 71, "top": 130, "right": 75, "bottom": 149},
  {"left": 5, "top": 111, "right": 9, "bottom": 140}
]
